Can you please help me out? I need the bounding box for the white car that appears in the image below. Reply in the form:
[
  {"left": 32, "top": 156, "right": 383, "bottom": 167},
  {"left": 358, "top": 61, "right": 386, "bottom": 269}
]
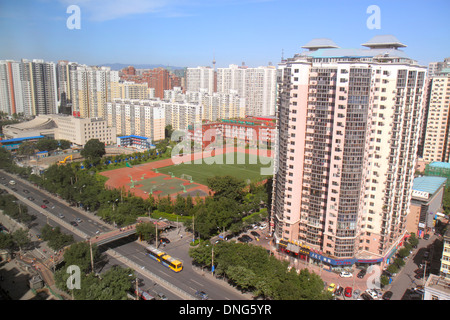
[
  {"left": 365, "top": 288, "right": 378, "bottom": 299},
  {"left": 339, "top": 271, "right": 353, "bottom": 278}
]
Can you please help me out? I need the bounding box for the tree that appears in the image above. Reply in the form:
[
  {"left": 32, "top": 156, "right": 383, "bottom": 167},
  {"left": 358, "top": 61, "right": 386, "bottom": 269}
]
[
  {"left": 207, "top": 175, "right": 245, "bottom": 202},
  {"left": 136, "top": 222, "right": 156, "bottom": 242},
  {"left": 11, "top": 229, "right": 31, "bottom": 254},
  {"left": 58, "top": 139, "right": 72, "bottom": 150},
  {"left": 36, "top": 138, "right": 59, "bottom": 152},
  {"left": 387, "top": 264, "right": 399, "bottom": 274},
  {"left": 398, "top": 247, "right": 410, "bottom": 259},
  {"left": 81, "top": 139, "right": 106, "bottom": 163},
  {"left": 17, "top": 141, "right": 36, "bottom": 157},
  {"left": 64, "top": 242, "right": 99, "bottom": 273},
  {"left": 408, "top": 233, "right": 419, "bottom": 247}
]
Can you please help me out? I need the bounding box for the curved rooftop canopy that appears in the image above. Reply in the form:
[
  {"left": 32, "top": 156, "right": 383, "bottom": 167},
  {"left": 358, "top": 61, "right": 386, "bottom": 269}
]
[
  {"left": 361, "top": 35, "right": 407, "bottom": 49},
  {"left": 301, "top": 38, "right": 340, "bottom": 51}
]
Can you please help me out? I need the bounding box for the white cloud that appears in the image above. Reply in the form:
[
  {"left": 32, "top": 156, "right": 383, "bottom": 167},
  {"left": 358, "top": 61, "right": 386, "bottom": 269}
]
[
  {"left": 57, "top": 0, "right": 274, "bottom": 21},
  {"left": 58, "top": 0, "right": 187, "bottom": 21}
]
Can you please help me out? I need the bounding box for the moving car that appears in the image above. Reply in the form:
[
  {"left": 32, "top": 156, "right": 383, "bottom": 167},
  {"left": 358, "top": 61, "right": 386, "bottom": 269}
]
[
  {"left": 58, "top": 213, "right": 65, "bottom": 219},
  {"left": 195, "top": 290, "right": 208, "bottom": 300},
  {"left": 41, "top": 205, "right": 47, "bottom": 209},
  {"left": 70, "top": 221, "right": 78, "bottom": 226},
  {"left": 157, "top": 293, "right": 168, "bottom": 300}
]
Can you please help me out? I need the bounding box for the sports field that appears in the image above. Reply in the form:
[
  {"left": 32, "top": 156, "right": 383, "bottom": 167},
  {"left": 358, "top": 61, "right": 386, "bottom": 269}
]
[
  {"left": 100, "top": 149, "right": 274, "bottom": 200},
  {"left": 157, "top": 152, "right": 272, "bottom": 186}
]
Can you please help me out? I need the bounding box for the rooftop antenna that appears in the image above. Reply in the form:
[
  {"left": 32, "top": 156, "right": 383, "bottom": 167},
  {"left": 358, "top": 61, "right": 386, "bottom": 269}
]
[
  {"left": 212, "top": 51, "right": 216, "bottom": 71},
  {"left": 281, "top": 49, "right": 284, "bottom": 61}
]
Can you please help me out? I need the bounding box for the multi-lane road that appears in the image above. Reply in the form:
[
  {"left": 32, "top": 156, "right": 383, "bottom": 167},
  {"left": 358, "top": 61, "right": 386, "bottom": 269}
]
[{"left": 0, "top": 170, "right": 248, "bottom": 300}]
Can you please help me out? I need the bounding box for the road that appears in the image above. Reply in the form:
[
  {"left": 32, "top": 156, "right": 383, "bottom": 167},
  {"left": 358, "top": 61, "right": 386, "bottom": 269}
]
[
  {"left": 388, "top": 234, "right": 439, "bottom": 300},
  {"left": 0, "top": 170, "right": 249, "bottom": 300}
]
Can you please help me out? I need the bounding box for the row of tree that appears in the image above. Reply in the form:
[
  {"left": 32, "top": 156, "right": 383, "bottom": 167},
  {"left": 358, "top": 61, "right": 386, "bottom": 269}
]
[
  {"left": 189, "top": 241, "right": 331, "bottom": 300},
  {"left": 16, "top": 138, "right": 72, "bottom": 157}
]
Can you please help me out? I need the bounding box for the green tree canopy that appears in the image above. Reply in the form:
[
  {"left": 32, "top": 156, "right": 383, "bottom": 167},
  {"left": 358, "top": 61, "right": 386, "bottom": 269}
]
[
  {"left": 206, "top": 175, "right": 245, "bottom": 202},
  {"left": 81, "top": 139, "right": 106, "bottom": 163}
]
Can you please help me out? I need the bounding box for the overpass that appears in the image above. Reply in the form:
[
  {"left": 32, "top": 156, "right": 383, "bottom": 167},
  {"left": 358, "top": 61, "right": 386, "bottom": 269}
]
[
  {"left": 89, "top": 224, "right": 138, "bottom": 246},
  {"left": 88, "top": 218, "right": 177, "bottom": 246}
]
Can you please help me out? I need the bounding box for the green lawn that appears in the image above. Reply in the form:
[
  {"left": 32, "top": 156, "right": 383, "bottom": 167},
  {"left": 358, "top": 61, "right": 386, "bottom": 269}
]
[{"left": 157, "top": 152, "right": 272, "bottom": 186}]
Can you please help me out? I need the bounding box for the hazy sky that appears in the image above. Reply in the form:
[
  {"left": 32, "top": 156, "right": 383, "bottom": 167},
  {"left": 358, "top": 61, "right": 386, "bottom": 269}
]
[{"left": 0, "top": 0, "right": 449, "bottom": 68}]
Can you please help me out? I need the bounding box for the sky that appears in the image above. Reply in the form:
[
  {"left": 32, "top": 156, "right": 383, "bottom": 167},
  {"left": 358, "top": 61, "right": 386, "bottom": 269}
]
[{"left": 0, "top": 0, "right": 449, "bottom": 68}]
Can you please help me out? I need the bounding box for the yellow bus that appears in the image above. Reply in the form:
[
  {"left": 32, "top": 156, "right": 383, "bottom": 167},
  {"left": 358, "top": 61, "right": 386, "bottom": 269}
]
[{"left": 145, "top": 246, "right": 183, "bottom": 272}]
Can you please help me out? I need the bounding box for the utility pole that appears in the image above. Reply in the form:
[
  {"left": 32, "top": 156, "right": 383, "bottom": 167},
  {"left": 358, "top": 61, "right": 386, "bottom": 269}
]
[
  {"left": 135, "top": 278, "right": 139, "bottom": 300},
  {"left": 89, "top": 238, "right": 94, "bottom": 273},
  {"left": 212, "top": 245, "right": 214, "bottom": 275},
  {"left": 155, "top": 222, "right": 158, "bottom": 248},
  {"left": 192, "top": 215, "right": 195, "bottom": 244}
]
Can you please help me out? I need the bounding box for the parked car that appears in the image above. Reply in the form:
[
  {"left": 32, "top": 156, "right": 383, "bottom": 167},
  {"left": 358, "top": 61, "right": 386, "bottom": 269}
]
[
  {"left": 250, "top": 231, "right": 260, "bottom": 238},
  {"left": 357, "top": 269, "right": 367, "bottom": 278},
  {"left": 339, "top": 271, "right": 353, "bottom": 278},
  {"left": 360, "top": 292, "right": 373, "bottom": 300},
  {"left": 327, "top": 283, "right": 336, "bottom": 293},
  {"left": 344, "top": 287, "right": 352, "bottom": 298},
  {"left": 365, "top": 288, "right": 378, "bottom": 299},
  {"left": 353, "top": 289, "right": 361, "bottom": 299},
  {"left": 382, "top": 291, "right": 393, "bottom": 300},
  {"left": 335, "top": 286, "right": 344, "bottom": 296}
]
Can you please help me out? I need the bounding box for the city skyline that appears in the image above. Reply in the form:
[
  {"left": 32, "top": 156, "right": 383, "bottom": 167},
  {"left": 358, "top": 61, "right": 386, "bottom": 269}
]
[{"left": 0, "top": 0, "right": 449, "bottom": 68}]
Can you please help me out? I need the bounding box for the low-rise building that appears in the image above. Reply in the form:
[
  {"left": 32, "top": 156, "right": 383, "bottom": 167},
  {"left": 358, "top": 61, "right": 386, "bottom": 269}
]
[
  {"left": 407, "top": 176, "right": 447, "bottom": 238},
  {"left": 424, "top": 274, "right": 450, "bottom": 300},
  {"left": 2, "top": 114, "right": 116, "bottom": 146}
]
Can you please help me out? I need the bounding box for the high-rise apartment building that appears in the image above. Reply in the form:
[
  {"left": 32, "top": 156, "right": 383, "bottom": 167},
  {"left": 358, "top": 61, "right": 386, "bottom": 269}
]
[
  {"left": 186, "top": 66, "right": 215, "bottom": 95},
  {"left": 106, "top": 99, "right": 165, "bottom": 142},
  {"left": 421, "top": 68, "right": 450, "bottom": 162},
  {"left": 0, "top": 59, "right": 58, "bottom": 116},
  {"left": 70, "top": 65, "right": 119, "bottom": 119},
  {"left": 217, "top": 64, "right": 277, "bottom": 116},
  {"left": 120, "top": 67, "right": 181, "bottom": 100},
  {"left": 271, "top": 36, "right": 427, "bottom": 268}
]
